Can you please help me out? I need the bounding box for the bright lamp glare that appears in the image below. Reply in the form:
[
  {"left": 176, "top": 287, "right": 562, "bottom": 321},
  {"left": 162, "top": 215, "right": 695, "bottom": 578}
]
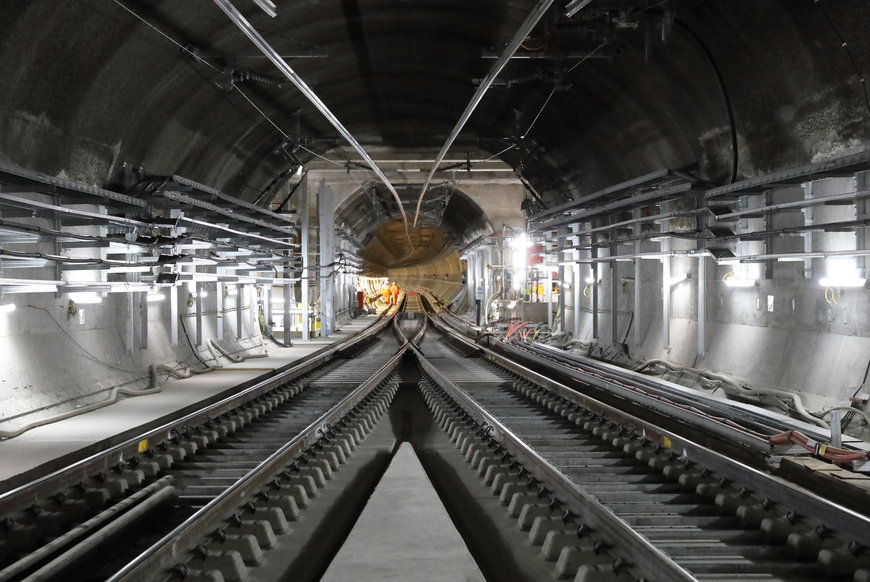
[
  {"left": 68, "top": 292, "right": 102, "bottom": 304},
  {"left": 147, "top": 292, "right": 165, "bottom": 302},
  {"left": 0, "top": 303, "right": 16, "bottom": 314},
  {"left": 724, "top": 278, "right": 756, "bottom": 288},
  {"left": 669, "top": 273, "right": 689, "bottom": 286},
  {"left": 819, "top": 277, "right": 866, "bottom": 288}
]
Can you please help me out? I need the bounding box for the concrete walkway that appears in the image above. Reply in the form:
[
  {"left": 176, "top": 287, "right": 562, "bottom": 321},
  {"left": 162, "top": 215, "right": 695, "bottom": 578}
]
[
  {"left": 321, "top": 442, "right": 485, "bottom": 582},
  {"left": 0, "top": 316, "right": 380, "bottom": 490}
]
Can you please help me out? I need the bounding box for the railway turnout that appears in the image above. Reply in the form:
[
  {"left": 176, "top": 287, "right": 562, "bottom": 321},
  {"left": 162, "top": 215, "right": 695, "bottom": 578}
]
[{"left": 1, "top": 299, "right": 869, "bottom": 582}]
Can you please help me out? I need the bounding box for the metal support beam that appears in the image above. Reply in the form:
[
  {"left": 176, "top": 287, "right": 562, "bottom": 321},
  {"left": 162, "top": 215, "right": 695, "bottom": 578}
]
[
  {"left": 139, "top": 291, "right": 148, "bottom": 350},
  {"left": 195, "top": 282, "right": 203, "bottom": 347},
  {"left": 698, "top": 256, "right": 707, "bottom": 356},
  {"left": 802, "top": 182, "right": 814, "bottom": 279},
  {"left": 573, "top": 262, "right": 581, "bottom": 338},
  {"left": 170, "top": 285, "right": 179, "bottom": 347},
  {"left": 662, "top": 256, "right": 671, "bottom": 351},
  {"left": 546, "top": 266, "right": 553, "bottom": 330},
  {"left": 216, "top": 282, "right": 224, "bottom": 341},
  {"left": 696, "top": 193, "right": 708, "bottom": 357},
  {"left": 236, "top": 284, "right": 244, "bottom": 339},
  {"left": 319, "top": 180, "right": 335, "bottom": 336},
  {"left": 124, "top": 293, "right": 135, "bottom": 352},
  {"left": 610, "top": 244, "right": 618, "bottom": 345},
  {"left": 558, "top": 236, "right": 566, "bottom": 332},
  {"left": 264, "top": 285, "right": 272, "bottom": 337},
  {"left": 633, "top": 208, "right": 643, "bottom": 347},
  {"left": 301, "top": 176, "right": 310, "bottom": 341},
  {"left": 249, "top": 284, "right": 257, "bottom": 338},
  {"left": 283, "top": 262, "right": 291, "bottom": 345},
  {"left": 858, "top": 171, "right": 870, "bottom": 278},
  {"left": 591, "top": 238, "right": 599, "bottom": 340}
]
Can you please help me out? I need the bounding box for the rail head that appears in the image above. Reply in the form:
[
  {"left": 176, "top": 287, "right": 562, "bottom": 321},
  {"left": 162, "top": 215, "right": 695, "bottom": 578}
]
[
  {"left": 412, "top": 344, "right": 697, "bottom": 582},
  {"left": 107, "top": 341, "right": 411, "bottom": 582},
  {"left": 0, "top": 313, "right": 394, "bottom": 513},
  {"left": 428, "top": 313, "right": 870, "bottom": 546}
]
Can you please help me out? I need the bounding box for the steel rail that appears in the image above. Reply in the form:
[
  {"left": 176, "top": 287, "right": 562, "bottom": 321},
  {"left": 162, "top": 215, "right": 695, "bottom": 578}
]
[
  {"left": 428, "top": 316, "right": 870, "bottom": 544},
  {"left": 412, "top": 342, "right": 697, "bottom": 582},
  {"left": 107, "top": 341, "right": 410, "bottom": 582},
  {"left": 413, "top": 0, "right": 560, "bottom": 227},
  {"left": 0, "top": 313, "right": 394, "bottom": 512},
  {"left": 433, "top": 311, "right": 845, "bottom": 456},
  {"left": 514, "top": 340, "right": 864, "bottom": 449},
  {"left": 211, "top": 0, "right": 409, "bottom": 231}
]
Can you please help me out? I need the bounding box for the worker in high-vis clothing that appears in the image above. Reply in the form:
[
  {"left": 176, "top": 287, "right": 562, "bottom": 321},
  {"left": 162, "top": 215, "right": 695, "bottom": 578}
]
[
  {"left": 381, "top": 284, "right": 390, "bottom": 304},
  {"left": 389, "top": 282, "right": 399, "bottom": 305}
]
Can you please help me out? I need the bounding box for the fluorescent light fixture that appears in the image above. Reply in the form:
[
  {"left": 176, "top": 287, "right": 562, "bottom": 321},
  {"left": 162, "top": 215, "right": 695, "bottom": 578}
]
[
  {"left": 777, "top": 257, "right": 807, "bottom": 262},
  {"left": 68, "top": 292, "right": 102, "bottom": 304},
  {"left": 669, "top": 273, "right": 689, "bottom": 286},
  {"left": 147, "top": 292, "right": 165, "bottom": 302},
  {"left": 296, "top": 164, "right": 303, "bottom": 177},
  {"left": 724, "top": 278, "right": 756, "bottom": 288},
  {"left": 107, "top": 266, "right": 152, "bottom": 273},
  {"left": 819, "top": 277, "right": 866, "bottom": 288},
  {"left": 565, "top": 0, "right": 593, "bottom": 18},
  {"left": 1, "top": 284, "right": 59, "bottom": 294},
  {"left": 718, "top": 259, "right": 740, "bottom": 265},
  {"left": 0, "top": 303, "right": 16, "bottom": 314}
]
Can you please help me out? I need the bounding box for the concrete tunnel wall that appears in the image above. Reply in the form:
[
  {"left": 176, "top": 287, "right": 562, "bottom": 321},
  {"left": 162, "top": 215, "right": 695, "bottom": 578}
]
[
  {"left": 561, "top": 175, "right": 870, "bottom": 413},
  {"left": 1, "top": 1, "right": 870, "bottom": 432}
]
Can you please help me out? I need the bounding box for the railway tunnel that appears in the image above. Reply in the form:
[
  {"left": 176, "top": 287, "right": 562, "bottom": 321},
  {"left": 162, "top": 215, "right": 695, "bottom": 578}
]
[{"left": 1, "top": 1, "right": 870, "bottom": 581}]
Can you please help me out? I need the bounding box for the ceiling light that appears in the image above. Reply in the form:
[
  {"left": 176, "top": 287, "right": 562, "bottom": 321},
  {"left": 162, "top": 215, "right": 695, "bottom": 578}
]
[
  {"left": 819, "top": 277, "right": 866, "bottom": 288},
  {"left": 0, "top": 303, "right": 16, "bottom": 314},
  {"left": 296, "top": 164, "right": 303, "bottom": 177},
  {"left": 68, "top": 292, "right": 103, "bottom": 304},
  {"left": 565, "top": 0, "right": 593, "bottom": 18}
]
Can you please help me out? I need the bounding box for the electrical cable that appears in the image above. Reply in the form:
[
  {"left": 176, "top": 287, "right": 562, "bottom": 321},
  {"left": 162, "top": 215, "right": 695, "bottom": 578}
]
[
  {"left": 814, "top": 0, "right": 870, "bottom": 117},
  {"left": 26, "top": 305, "right": 141, "bottom": 374},
  {"left": 674, "top": 18, "right": 739, "bottom": 184}
]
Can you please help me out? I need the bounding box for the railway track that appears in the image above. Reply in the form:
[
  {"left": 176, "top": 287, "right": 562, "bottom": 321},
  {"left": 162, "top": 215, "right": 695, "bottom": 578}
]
[
  {"left": 2, "top": 306, "right": 869, "bottom": 581},
  {"left": 0, "top": 314, "right": 402, "bottom": 581},
  {"left": 414, "top": 319, "right": 870, "bottom": 581}
]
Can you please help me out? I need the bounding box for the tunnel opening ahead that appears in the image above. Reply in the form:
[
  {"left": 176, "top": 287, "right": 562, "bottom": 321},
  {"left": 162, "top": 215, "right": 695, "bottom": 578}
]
[{"left": 335, "top": 183, "right": 492, "bottom": 303}]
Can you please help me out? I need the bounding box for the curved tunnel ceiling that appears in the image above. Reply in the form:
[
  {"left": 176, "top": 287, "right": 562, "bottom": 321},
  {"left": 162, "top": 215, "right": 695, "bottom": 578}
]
[
  {"left": 0, "top": 0, "right": 868, "bottom": 227},
  {"left": 336, "top": 182, "right": 492, "bottom": 273}
]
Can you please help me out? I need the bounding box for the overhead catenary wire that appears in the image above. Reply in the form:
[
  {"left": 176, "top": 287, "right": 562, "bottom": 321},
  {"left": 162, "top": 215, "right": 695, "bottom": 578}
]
[
  {"left": 211, "top": 0, "right": 412, "bottom": 241},
  {"left": 413, "top": 0, "right": 561, "bottom": 228}
]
